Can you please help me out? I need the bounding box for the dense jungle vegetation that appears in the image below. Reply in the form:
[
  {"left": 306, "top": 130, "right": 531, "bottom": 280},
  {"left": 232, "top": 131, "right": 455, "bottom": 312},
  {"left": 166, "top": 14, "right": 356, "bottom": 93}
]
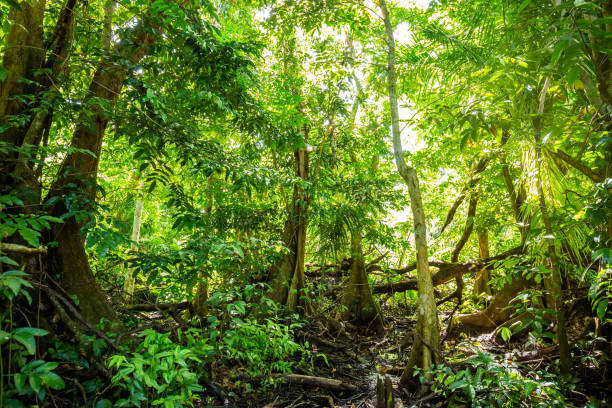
[{"left": 1, "top": 0, "right": 611, "bottom": 406}]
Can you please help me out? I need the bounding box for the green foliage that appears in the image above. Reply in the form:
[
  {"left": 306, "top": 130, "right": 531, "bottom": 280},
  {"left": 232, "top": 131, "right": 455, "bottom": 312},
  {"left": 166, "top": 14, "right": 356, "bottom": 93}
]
[
  {"left": 221, "top": 315, "right": 306, "bottom": 378},
  {"left": 107, "top": 329, "right": 211, "bottom": 408},
  {"left": 588, "top": 249, "right": 612, "bottom": 324},
  {"left": 0, "top": 255, "right": 64, "bottom": 407},
  {"left": 506, "top": 288, "right": 556, "bottom": 344},
  {"left": 0, "top": 191, "right": 62, "bottom": 249},
  {"left": 420, "top": 349, "right": 565, "bottom": 407}
]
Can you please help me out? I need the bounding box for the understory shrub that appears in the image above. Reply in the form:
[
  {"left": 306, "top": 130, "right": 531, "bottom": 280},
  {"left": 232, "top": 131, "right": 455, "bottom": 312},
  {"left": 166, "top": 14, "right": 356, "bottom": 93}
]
[
  {"left": 419, "top": 348, "right": 565, "bottom": 407},
  {"left": 105, "top": 329, "right": 213, "bottom": 408}
]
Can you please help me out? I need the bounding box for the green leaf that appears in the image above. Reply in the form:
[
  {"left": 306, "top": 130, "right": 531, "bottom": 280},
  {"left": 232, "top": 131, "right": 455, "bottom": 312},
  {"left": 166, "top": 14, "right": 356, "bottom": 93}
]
[
  {"left": 596, "top": 300, "right": 608, "bottom": 321},
  {"left": 524, "top": 381, "right": 536, "bottom": 396},
  {"left": 517, "top": 0, "right": 531, "bottom": 13},
  {"left": 14, "top": 327, "right": 48, "bottom": 337},
  {"left": 0, "top": 256, "right": 18, "bottom": 266},
  {"left": 95, "top": 399, "right": 113, "bottom": 408},
  {"left": 18, "top": 228, "right": 40, "bottom": 247},
  {"left": 29, "top": 374, "right": 42, "bottom": 393},
  {"left": 500, "top": 327, "right": 512, "bottom": 342},
  {"left": 12, "top": 327, "right": 48, "bottom": 354},
  {"left": 550, "top": 40, "right": 568, "bottom": 66},
  {"left": 14, "top": 373, "right": 26, "bottom": 392},
  {"left": 40, "top": 215, "right": 64, "bottom": 224},
  {"left": 40, "top": 372, "right": 65, "bottom": 390},
  {"left": 0, "top": 0, "right": 21, "bottom": 10}
]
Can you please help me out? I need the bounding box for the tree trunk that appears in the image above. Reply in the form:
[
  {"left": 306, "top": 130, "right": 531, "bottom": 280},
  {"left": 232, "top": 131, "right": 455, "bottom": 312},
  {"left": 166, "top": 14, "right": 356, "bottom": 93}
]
[
  {"left": 268, "top": 144, "right": 309, "bottom": 312},
  {"left": 378, "top": 0, "right": 439, "bottom": 387},
  {"left": 501, "top": 156, "right": 529, "bottom": 243},
  {"left": 533, "top": 77, "right": 570, "bottom": 374},
  {"left": 124, "top": 179, "right": 144, "bottom": 303},
  {"left": 285, "top": 146, "right": 309, "bottom": 311},
  {"left": 340, "top": 35, "right": 384, "bottom": 330},
  {"left": 473, "top": 229, "right": 492, "bottom": 296},
  {"left": 0, "top": 0, "right": 77, "bottom": 201},
  {"left": 44, "top": 16, "right": 158, "bottom": 328},
  {"left": 341, "top": 232, "right": 384, "bottom": 333},
  {"left": 193, "top": 174, "right": 214, "bottom": 318}
]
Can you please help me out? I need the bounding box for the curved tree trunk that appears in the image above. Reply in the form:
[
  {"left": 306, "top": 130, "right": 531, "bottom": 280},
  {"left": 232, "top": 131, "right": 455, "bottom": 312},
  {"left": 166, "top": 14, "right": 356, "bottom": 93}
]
[
  {"left": 459, "top": 272, "right": 530, "bottom": 332},
  {"left": 378, "top": 0, "right": 439, "bottom": 388},
  {"left": 44, "top": 14, "right": 158, "bottom": 328}
]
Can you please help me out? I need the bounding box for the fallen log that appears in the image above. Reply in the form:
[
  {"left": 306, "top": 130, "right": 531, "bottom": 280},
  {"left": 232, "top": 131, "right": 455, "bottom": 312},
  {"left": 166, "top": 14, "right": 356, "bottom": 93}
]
[
  {"left": 371, "top": 261, "right": 482, "bottom": 294},
  {"left": 119, "top": 301, "right": 192, "bottom": 312},
  {"left": 278, "top": 374, "right": 358, "bottom": 392}
]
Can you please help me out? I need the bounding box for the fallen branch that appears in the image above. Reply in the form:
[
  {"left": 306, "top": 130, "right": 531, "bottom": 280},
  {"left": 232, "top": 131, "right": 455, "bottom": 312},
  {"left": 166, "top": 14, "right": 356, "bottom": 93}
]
[
  {"left": 369, "top": 246, "right": 524, "bottom": 295},
  {"left": 1, "top": 243, "right": 47, "bottom": 254},
  {"left": 277, "top": 374, "right": 358, "bottom": 392}
]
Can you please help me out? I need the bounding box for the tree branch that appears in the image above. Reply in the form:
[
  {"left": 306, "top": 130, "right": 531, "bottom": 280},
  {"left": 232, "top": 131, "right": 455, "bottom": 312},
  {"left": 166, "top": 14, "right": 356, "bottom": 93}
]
[{"left": 551, "top": 148, "right": 603, "bottom": 183}]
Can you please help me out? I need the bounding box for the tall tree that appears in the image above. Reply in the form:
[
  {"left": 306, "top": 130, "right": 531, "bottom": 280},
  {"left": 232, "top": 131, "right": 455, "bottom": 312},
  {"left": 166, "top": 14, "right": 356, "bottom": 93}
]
[{"left": 378, "top": 0, "right": 440, "bottom": 387}]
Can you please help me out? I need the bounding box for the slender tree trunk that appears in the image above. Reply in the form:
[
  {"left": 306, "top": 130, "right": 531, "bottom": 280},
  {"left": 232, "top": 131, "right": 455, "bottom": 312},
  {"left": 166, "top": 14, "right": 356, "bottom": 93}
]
[
  {"left": 378, "top": 0, "right": 439, "bottom": 387},
  {"left": 533, "top": 77, "right": 570, "bottom": 374},
  {"left": 267, "top": 34, "right": 310, "bottom": 311},
  {"left": 501, "top": 156, "right": 529, "bottom": 243},
  {"left": 473, "top": 229, "right": 492, "bottom": 296},
  {"left": 443, "top": 196, "right": 477, "bottom": 304},
  {"left": 124, "top": 179, "right": 144, "bottom": 303},
  {"left": 285, "top": 145, "right": 309, "bottom": 311},
  {"left": 193, "top": 174, "right": 214, "bottom": 318}
]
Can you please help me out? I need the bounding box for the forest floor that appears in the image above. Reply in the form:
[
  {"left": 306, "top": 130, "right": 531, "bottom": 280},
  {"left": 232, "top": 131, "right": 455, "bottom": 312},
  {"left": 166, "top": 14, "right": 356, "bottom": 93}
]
[
  {"left": 227, "top": 309, "right": 417, "bottom": 408},
  {"left": 216, "top": 304, "right": 611, "bottom": 408}
]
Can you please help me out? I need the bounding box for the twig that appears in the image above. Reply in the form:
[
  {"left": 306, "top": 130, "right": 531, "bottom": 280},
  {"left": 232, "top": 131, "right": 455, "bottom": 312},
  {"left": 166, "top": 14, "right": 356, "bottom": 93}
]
[
  {"left": 440, "top": 301, "right": 461, "bottom": 344},
  {"left": 68, "top": 377, "right": 88, "bottom": 407}
]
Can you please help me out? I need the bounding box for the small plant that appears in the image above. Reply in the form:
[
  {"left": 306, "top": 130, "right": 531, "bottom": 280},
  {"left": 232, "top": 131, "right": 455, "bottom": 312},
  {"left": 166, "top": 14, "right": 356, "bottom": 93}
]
[
  {"left": 588, "top": 249, "right": 611, "bottom": 325},
  {"left": 0, "top": 255, "right": 65, "bottom": 407},
  {"left": 107, "top": 329, "right": 211, "bottom": 407},
  {"left": 503, "top": 288, "right": 555, "bottom": 345},
  {"left": 419, "top": 348, "right": 565, "bottom": 407}
]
